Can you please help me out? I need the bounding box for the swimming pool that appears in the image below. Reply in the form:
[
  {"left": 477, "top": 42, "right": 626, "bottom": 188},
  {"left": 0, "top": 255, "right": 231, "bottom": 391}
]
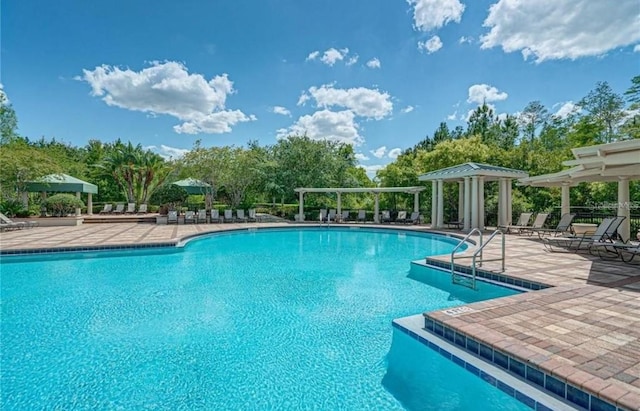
[{"left": 1, "top": 227, "right": 529, "bottom": 410}]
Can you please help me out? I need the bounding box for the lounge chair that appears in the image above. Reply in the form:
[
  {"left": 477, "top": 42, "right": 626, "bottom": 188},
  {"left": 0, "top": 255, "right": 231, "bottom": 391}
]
[
  {"left": 125, "top": 203, "right": 136, "bottom": 214},
  {"left": 211, "top": 209, "right": 222, "bottom": 223},
  {"left": 499, "top": 212, "right": 533, "bottom": 234},
  {"left": 184, "top": 210, "right": 196, "bottom": 224},
  {"left": 319, "top": 209, "right": 328, "bottom": 222},
  {"left": 197, "top": 209, "right": 207, "bottom": 223},
  {"left": 340, "top": 210, "right": 350, "bottom": 222},
  {"left": 532, "top": 213, "right": 575, "bottom": 238},
  {"left": 99, "top": 204, "right": 113, "bottom": 214},
  {"left": 113, "top": 204, "right": 125, "bottom": 214},
  {"left": 356, "top": 210, "right": 366, "bottom": 223},
  {"left": 396, "top": 210, "right": 408, "bottom": 223},
  {"left": 236, "top": 209, "right": 247, "bottom": 223},
  {"left": 611, "top": 243, "right": 640, "bottom": 264},
  {"left": 137, "top": 204, "right": 148, "bottom": 214},
  {"left": 247, "top": 209, "right": 258, "bottom": 222},
  {"left": 544, "top": 217, "right": 621, "bottom": 252},
  {"left": 519, "top": 213, "right": 549, "bottom": 236},
  {"left": 328, "top": 209, "right": 337, "bottom": 222},
  {"left": 0, "top": 211, "right": 36, "bottom": 229},
  {"left": 167, "top": 210, "right": 178, "bottom": 224},
  {"left": 224, "top": 209, "right": 234, "bottom": 223},
  {"left": 381, "top": 210, "right": 391, "bottom": 223},
  {"left": 408, "top": 211, "right": 421, "bottom": 225}
]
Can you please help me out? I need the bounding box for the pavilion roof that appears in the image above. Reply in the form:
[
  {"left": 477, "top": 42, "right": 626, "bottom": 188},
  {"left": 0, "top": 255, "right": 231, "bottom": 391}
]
[{"left": 418, "top": 162, "right": 528, "bottom": 182}]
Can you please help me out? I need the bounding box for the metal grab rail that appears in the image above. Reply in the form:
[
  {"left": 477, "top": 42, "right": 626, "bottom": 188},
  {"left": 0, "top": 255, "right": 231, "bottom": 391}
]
[{"left": 449, "top": 229, "right": 505, "bottom": 290}]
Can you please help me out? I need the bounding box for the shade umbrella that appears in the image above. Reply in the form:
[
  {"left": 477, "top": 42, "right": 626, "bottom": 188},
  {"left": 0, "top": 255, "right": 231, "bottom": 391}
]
[{"left": 171, "top": 178, "right": 212, "bottom": 195}]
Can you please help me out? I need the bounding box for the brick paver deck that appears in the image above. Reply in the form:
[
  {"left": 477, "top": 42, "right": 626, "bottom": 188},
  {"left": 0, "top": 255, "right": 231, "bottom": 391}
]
[{"left": 1, "top": 222, "right": 639, "bottom": 409}]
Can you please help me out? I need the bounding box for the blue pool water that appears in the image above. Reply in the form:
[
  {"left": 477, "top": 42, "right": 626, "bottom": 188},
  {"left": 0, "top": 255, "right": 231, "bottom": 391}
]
[{"left": 1, "top": 228, "right": 527, "bottom": 410}]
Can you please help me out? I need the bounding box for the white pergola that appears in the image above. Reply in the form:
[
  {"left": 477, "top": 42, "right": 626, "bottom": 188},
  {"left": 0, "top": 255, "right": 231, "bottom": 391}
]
[
  {"left": 418, "top": 163, "right": 528, "bottom": 231},
  {"left": 293, "top": 187, "right": 426, "bottom": 223},
  {"left": 519, "top": 139, "right": 640, "bottom": 242}
]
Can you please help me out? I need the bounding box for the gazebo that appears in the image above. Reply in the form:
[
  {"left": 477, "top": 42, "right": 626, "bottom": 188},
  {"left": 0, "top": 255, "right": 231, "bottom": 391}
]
[
  {"left": 519, "top": 139, "right": 640, "bottom": 241},
  {"left": 294, "top": 186, "right": 426, "bottom": 223},
  {"left": 24, "top": 173, "right": 98, "bottom": 216},
  {"left": 418, "top": 163, "right": 528, "bottom": 231}
]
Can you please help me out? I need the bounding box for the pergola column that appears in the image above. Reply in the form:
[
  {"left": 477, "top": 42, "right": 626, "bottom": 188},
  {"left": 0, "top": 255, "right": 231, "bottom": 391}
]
[
  {"left": 21, "top": 192, "right": 29, "bottom": 208},
  {"left": 87, "top": 193, "right": 93, "bottom": 215},
  {"left": 298, "top": 191, "right": 305, "bottom": 221},
  {"left": 413, "top": 191, "right": 419, "bottom": 213},
  {"left": 618, "top": 177, "right": 630, "bottom": 242},
  {"left": 507, "top": 181, "right": 513, "bottom": 225},
  {"left": 458, "top": 181, "right": 464, "bottom": 222},
  {"left": 478, "top": 177, "right": 485, "bottom": 230},
  {"left": 75, "top": 192, "right": 82, "bottom": 216},
  {"left": 561, "top": 183, "right": 571, "bottom": 217},
  {"left": 471, "top": 176, "right": 478, "bottom": 229},
  {"left": 436, "top": 179, "right": 444, "bottom": 228},
  {"left": 431, "top": 181, "right": 437, "bottom": 228},
  {"left": 463, "top": 177, "right": 471, "bottom": 231},
  {"left": 498, "top": 178, "right": 508, "bottom": 228},
  {"left": 336, "top": 192, "right": 342, "bottom": 217},
  {"left": 373, "top": 193, "right": 380, "bottom": 223}
]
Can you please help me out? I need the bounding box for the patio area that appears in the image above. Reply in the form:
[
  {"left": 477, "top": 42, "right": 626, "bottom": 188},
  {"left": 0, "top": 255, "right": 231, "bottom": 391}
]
[{"left": 1, "top": 223, "right": 639, "bottom": 409}]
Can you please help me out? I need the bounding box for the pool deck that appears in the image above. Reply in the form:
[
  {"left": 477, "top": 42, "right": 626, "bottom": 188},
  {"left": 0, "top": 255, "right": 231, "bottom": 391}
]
[{"left": 1, "top": 221, "right": 639, "bottom": 410}]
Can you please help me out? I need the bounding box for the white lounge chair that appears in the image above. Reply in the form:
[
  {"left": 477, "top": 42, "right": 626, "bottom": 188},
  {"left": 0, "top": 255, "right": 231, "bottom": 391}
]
[
  {"left": 137, "top": 204, "right": 148, "bottom": 214},
  {"left": 211, "top": 209, "right": 221, "bottom": 223},
  {"left": 184, "top": 211, "right": 196, "bottom": 224},
  {"left": 328, "top": 209, "right": 337, "bottom": 222},
  {"left": 357, "top": 210, "right": 366, "bottom": 223},
  {"left": 125, "top": 203, "right": 136, "bottom": 214},
  {"left": 319, "top": 209, "right": 328, "bottom": 222},
  {"left": 248, "top": 209, "right": 258, "bottom": 222},
  {"left": 532, "top": 213, "right": 575, "bottom": 238},
  {"left": 236, "top": 209, "right": 247, "bottom": 223},
  {"left": 224, "top": 209, "right": 234, "bottom": 223},
  {"left": 197, "top": 209, "right": 207, "bottom": 223},
  {"left": 113, "top": 204, "right": 125, "bottom": 214},
  {"left": 499, "top": 212, "right": 533, "bottom": 234},
  {"left": 544, "top": 217, "right": 623, "bottom": 252},
  {"left": 396, "top": 210, "right": 407, "bottom": 223},
  {"left": 340, "top": 210, "right": 350, "bottom": 222},
  {"left": 381, "top": 210, "right": 391, "bottom": 223},
  {"left": 167, "top": 210, "right": 178, "bottom": 224},
  {"left": 409, "top": 211, "right": 421, "bottom": 225},
  {"left": 518, "top": 213, "right": 549, "bottom": 236},
  {"left": 0, "top": 211, "right": 37, "bottom": 229},
  {"left": 99, "top": 204, "right": 113, "bottom": 214}
]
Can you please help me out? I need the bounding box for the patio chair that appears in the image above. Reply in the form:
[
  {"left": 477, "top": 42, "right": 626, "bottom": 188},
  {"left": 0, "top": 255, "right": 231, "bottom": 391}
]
[
  {"left": 381, "top": 210, "right": 391, "bottom": 223},
  {"left": 99, "top": 204, "right": 113, "bottom": 214},
  {"left": 612, "top": 243, "right": 640, "bottom": 264},
  {"left": 319, "top": 209, "right": 328, "bottom": 222},
  {"left": 532, "top": 213, "right": 575, "bottom": 238},
  {"left": 499, "top": 212, "right": 533, "bottom": 234},
  {"left": 340, "top": 210, "right": 350, "bottom": 222},
  {"left": 357, "top": 210, "right": 366, "bottom": 223},
  {"left": 408, "top": 211, "right": 421, "bottom": 225},
  {"left": 236, "top": 209, "right": 248, "bottom": 223},
  {"left": 519, "top": 213, "right": 549, "bottom": 236},
  {"left": 184, "top": 210, "right": 196, "bottom": 224},
  {"left": 396, "top": 210, "right": 408, "bottom": 223},
  {"left": 247, "top": 209, "right": 258, "bottom": 222},
  {"left": 211, "top": 209, "right": 222, "bottom": 223},
  {"left": 0, "top": 211, "right": 36, "bottom": 229},
  {"left": 125, "top": 203, "right": 136, "bottom": 214},
  {"left": 137, "top": 204, "right": 148, "bottom": 214},
  {"left": 197, "top": 209, "right": 207, "bottom": 223},
  {"left": 167, "top": 210, "right": 178, "bottom": 224},
  {"left": 328, "top": 209, "right": 337, "bottom": 222},
  {"left": 224, "top": 209, "right": 234, "bottom": 223},
  {"left": 113, "top": 204, "right": 125, "bottom": 214},
  {"left": 544, "top": 217, "right": 619, "bottom": 252}
]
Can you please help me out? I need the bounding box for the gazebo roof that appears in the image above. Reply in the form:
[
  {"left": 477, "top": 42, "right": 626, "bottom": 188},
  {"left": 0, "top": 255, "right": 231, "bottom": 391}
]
[
  {"left": 25, "top": 174, "right": 98, "bottom": 194},
  {"left": 172, "top": 178, "right": 212, "bottom": 194},
  {"left": 295, "top": 186, "right": 425, "bottom": 194},
  {"left": 519, "top": 139, "right": 640, "bottom": 187},
  {"left": 418, "top": 162, "right": 528, "bottom": 182}
]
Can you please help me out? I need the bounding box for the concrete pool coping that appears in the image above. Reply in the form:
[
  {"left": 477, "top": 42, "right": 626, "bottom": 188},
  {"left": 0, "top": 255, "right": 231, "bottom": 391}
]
[{"left": 1, "top": 221, "right": 639, "bottom": 410}]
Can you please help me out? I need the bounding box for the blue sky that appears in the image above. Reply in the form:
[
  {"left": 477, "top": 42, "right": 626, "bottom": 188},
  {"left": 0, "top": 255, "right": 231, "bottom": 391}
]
[{"left": 2, "top": 0, "right": 639, "bottom": 175}]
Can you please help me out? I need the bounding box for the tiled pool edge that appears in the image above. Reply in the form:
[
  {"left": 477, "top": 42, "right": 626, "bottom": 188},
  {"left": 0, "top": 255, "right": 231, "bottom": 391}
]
[
  {"left": 0, "top": 241, "right": 178, "bottom": 255},
  {"left": 416, "top": 260, "right": 630, "bottom": 411},
  {"left": 392, "top": 316, "right": 576, "bottom": 411}
]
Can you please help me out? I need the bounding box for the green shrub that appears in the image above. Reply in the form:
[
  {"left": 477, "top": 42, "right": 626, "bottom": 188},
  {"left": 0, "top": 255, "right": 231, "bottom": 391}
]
[
  {"left": 43, "top": 194, "right": 84, "bottom": 217},
  {"left": 0, "top": 199, "right": 27, "bottom": 218},
  {"left": 150, "top": 185, "right": 188, "bottom": 214}
]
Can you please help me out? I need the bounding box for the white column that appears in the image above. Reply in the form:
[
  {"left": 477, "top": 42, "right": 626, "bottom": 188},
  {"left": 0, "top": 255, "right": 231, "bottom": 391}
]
[
  {"left": 298, "top": 191, "right": 304, "bottom": 221},
  {"left": 471, "top": 176, "right": 478, "bottom": 229},
  {"left": 431, "top": 181, "right": 437, "bottom": 228},
  {"left": 373, "top": 193, "right": 380, "bottom": 223},
  {"left": 75, "top": 192, "right": 82, "bottom": 216},
  {"left": 498, "top": 178, "right": 507, "bottom": 227},
  {"left": 87, "top": 193, "right": 93, "bottom": 215},
  {"left": 414, "top": 192, "right": 419, "bottom": 213},
  {"left": 21, "top": 192, "right": 29, "bottom": 208},
  {"left": 507, "top": 181, "right": 513, "bottom": 225},
  {"left": 561, "top": 183, "right": 570, "bottom": 217},
  {"left": 463, "top": 177, "right": 471, "bottom": 231},
  {"left": 436, "top": 180, "right": 444, "bottom": 228},
  {"left": 618, "top": 177, "right": 630, "bottom": 242},
  {"left": 478, "top": 177, "right": 485, "bottom": 230},
  {"left": 458, "top": 181, "right": 464, "bottom": 222},
  {"left": 337, "top": 192, "right": 342, "bottom": 217}
]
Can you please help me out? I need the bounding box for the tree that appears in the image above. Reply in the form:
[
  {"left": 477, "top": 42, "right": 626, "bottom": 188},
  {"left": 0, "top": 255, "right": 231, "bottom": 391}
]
[
  {"left": 624, "top": 75, "right": 640, "bottom": 108},
  {"left": 466, "top": 103, "right": 497, "bottom": 142},
  {"left": 578, "top": 81, "right": 625, "bottom": 143},
  {"left": 0, "top": 92, "right": 18, "bottom": 144},
  {"left": 519, "top": 101, "right": 549, "bottom": 143}
]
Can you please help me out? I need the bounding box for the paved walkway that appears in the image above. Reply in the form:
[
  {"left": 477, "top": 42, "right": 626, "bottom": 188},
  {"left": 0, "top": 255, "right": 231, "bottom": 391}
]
[{"left": 1, "top": 222, "right": 639, "bottom": 409}]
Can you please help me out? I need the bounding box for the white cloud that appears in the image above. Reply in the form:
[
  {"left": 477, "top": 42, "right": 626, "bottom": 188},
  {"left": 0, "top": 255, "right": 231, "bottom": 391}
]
[
  {"left": 554, "top": 101, "right": 579, "bottom": 119},
  {"left": 322, "top": 48, "right": 349, "bottom": 66},
  {"left": 370, "top": 146, "right": 387, "bottom": 158},
  {"left": 418, "top": 36, "right": 443, "bottom": 53},
  {"left": 459, "top": 36, "right": 473, "bottom": 44},
  {"left": 346, "top": 55, "right": 359, "bottom": 66},
  {"left": 401, "top": 105, "right": 415, "bottom": 113},
  {"left": 366, "top": 58, "right": 381, "bottom": 69},
  {"left": 276, "top": 109, "right": 362, "bottom": 145},
  {"left": 467, "top": 84, "right": 508, "bottom": 104},
  {"left": 634, "top": 44, "right": 640, "bottom": 53},
  {"left": 480, "top": 0, "right": 640, "bottom": 62},
  {"left": 77, "top": 61, "right": 254, "bottom": 134},
  {"left": 306, "top": 51, "right": 320, "bottom": 61},
  {"left": 407, "top": 0, "right": 465, "bottom": 32},
  {"left": 297, "top": 93, "right": 311, "bottom": 106},
  {"left": 272, "top": 106, "right": 291, "bottom": 116},
  {"left": 145, "top": 144, "right": 190, "bottom": 160},
  {"left": 359, "top": 164, "right": 384, "bottom": 178},
  {"left": 300, "top": 84, "right": 393, "bottom": 120},
  {"left": 355, "top": 152, "right": 370, "bottom": 161},
  {"left": 446, "top": 111, "right": 457, "bottom": 120},
  {"left": 388, "top": 148, "right": 402, "bottom": 159}
]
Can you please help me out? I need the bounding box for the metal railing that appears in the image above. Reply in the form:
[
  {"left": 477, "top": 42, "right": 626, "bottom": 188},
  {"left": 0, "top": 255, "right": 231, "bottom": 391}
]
[{"left": 450, "top": 229, "right": 505, "bottom": 290}]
